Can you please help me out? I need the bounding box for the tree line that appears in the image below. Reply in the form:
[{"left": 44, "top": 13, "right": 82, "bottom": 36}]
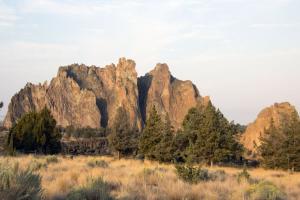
[
  {"left": 5, "top": 102, "right": 300, "bottom": 171},
  {"left": 110, "top": 102, "right": 244, "bottom": 165},
  {"left": 109, "top": 102, "right": 300, "bottom": 170}
]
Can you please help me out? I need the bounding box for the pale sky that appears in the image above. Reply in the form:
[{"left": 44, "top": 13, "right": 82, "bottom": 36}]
[{"left": 0, "top": 0, "right": 299, "bottom": 124}]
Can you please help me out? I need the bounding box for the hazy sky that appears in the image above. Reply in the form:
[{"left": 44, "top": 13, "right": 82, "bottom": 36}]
[{"left": 0, "top": 0, "right": 299, "bottom": 124}]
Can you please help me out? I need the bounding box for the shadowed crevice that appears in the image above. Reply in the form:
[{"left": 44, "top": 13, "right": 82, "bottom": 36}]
[
  {"left": 96, "top": 98, "right": 108, "bottom": 128},
  {"left": 138, "top": 74, "right": 153, "bottom": 124}
]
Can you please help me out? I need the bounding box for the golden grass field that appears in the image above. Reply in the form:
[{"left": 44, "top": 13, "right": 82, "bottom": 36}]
[{"left": 1, "top": 155, "right": 300, "bottom": 200}]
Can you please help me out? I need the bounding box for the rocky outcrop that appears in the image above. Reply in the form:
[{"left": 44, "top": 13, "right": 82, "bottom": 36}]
[
  {"left": 138, "top": 63, "right": 209, "bottom": 129},
  {"left": 58, "top": 58, "right": 142, "bottom": 129},
  {"left": 4, "top": 73, "right": 101, "bottom": 128},
  {"left": 47, "top": 71, "right": 101, "bottom": 128},
  {"left": 241, "top": 102, "right": 299, "bottom": 153},
  {"left": 4, "top": 82, "right": 48, "bottom": 128},
  {"left": 4, "top": 58, "right": 208, "bottom": 130}
]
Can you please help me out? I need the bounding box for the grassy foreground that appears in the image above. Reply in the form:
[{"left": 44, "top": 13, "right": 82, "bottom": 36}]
[{"left": 1, "top": 155, "right": 300, "bottom": 200}]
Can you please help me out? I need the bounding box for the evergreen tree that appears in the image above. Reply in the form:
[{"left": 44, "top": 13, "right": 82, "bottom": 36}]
[
  {"left": 154, "top": 115, "right": 175, "bottom": 162},
  {"left": 7, "top": 107, "right": 61, "bottom": 154},
  {"left": 172, "top": 130, "right": 190, "bottom": 163},
  {"left": 284, "top": 112, "right": 300, "bottom": 171},
  {"left": 138, "top": 106, "right": 164, "bottom": 160},
  {"left": 259, "top": 113, "right": 300, "bottom": 171},
  {"left": 108, "top": 107, "right": 138, "bottom": 157},
  {"left": 0, "top": 101, "right": 3, "bottom": 109},
  {"left": 37, "top": 107, "right": 61, "bottom": 153},
  {"left": 258, "top": 119, "right": 282, "bottom": 169},
  {"left": 230, "top": 121, "right": 247, "bottom": 134},
  {"left": 182, "top": 102, "right": 243, "bottom": 165}
]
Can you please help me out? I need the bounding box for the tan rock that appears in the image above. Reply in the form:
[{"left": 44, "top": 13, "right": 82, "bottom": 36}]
[
  {"left": 138, "top": 63, "right": 208, "bottom": 129},
  {"left": 4, "top": 58, "right": 208, "bottom": 131},
  {"left": 47, "top": 71, "right": 101, "bottom": 128},
  {"left": 4, "top": 73, "right": 101, "bottom": 128},
  {"left": 4, "top": 83, "right": 48, "bottom": 128},
  {"left": 241, "top": 102, "right": 299, "bottom": 153},
  {"left": 57, "top": 57, "right": 142, "bottom": 129}
]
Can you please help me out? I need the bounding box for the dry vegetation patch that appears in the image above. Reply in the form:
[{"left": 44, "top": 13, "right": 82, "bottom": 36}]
[{"left": 0, "top": 155, "right": 300, "bottom": 200}]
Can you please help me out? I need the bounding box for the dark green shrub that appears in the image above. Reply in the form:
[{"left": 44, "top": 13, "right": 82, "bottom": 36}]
[
  {"left": 237, "top": 168, "right": 251, "bottom": 183},
  {"left": 64, "top": 126, "right": 107, "bottom": 138},
  {"left": 210, "top": 170, "right": 227, "bottom": 182},
  {"left": 29, "top": 160, "right": 47, "bottom": 171},
  {"left": 87, "top": 160, "right": 109, "bottom": 168},
  {"left": 46, "top": 156, "right": 59, "bottom": 164},
  {"left": 175, "top": 165, "right": 210, "bottom": 184},
  {"left": 0, "top": 162, "right": 43, "bottom": 200},
  {"left": 175, "top": 165, "right": 228, "bottom": 184},
  {"left": 135, "top": 154, "right": 145, "bottom": 161},
  {"left": 7, "top": 107, "right": 61, "bottom": 154},
  {"left": 66, "top": 177, "right": 114, "bottom": 200},
  {"left": 143, "top": 168, "right": 155, "bottom": 176},
  {"left": 245, "top": 181, "right": 286, "bottom": 200}
]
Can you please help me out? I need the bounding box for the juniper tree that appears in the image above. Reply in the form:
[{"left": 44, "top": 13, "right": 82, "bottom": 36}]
[
  {"left": 259, "top": 112, "right": 300, "bottom": 171},
  {"left": 138, "top": 106, "right": 164, "bottom": 160},
  {"left": 108, "top": 107, "right": 138, "bottom": 157},
  {"left": 182, "top": 102, "right": 243, "bottom": 165},
  {"left": 154, "top": 114, "right": 175, "bottom": 162},
  {"left": 258, "top": 120, "right": 282, "bottom": 169},
  {"left": 7, "top": 107, "right": 61, "bottom": 154}
]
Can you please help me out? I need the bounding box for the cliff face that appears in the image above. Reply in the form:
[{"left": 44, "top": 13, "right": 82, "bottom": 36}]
[
  {"left": 4, "top": 83, "right": 48, "bottom": 128},
  {"left": 47, "top": 71, "right": 101, "bottom": 128},
  {"left": 4, "top": 58, "right": 208, "bottom": 130},
  {"left": 57, "top": 58, "right": 142, "bottom": 129},
  {"left": 240, "top": 102, "right": 299, "bottom": 153},
  {"left": 4, "top": 72, "right": 101, "bottom": 129},
  {"left": 138, "top": 63, "right": 209, "bottom": 129}
]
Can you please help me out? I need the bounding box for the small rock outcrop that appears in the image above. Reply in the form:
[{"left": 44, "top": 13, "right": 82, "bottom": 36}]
[
  {"left": 240, "top": 102, "right": 299, "bottom": 153},
  {"left": 4, "top": 58, "right": 208, "bottom": 130}
]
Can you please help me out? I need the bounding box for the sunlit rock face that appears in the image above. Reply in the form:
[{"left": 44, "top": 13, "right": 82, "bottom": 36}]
[
  {"left": 4, "top": 58, "right": 209, "bottom": 131},
  {"left": 138, "top": 63, "right": 209, "bottom": 129},
  {"left": 241, "top": 102, "right": 299, "bottom": 154}
]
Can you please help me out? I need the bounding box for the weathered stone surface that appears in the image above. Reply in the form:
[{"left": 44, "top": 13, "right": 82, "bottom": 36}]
[
  {"left": 58, "top": 58, "right": 142, "bottom": 129},
  {"left": 240, "top": 102, "right": 299, "bottom": 153},
  {"left": 47, "top": 71, "right": 101, "bottom": 128},
  {"left": 3, "top": 73, "right": 101, "bottom": 128},
  {"left": 4, "top": 58, "right": 208, "bottom": 130},
  {"left": 138, "top": 63, "right": 209, "bottom": 129},
  {"left": 4, "top": 82, "right": 48, "bottom": 128}
]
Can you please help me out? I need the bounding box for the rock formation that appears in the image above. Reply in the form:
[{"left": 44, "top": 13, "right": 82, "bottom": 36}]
[
  {"left": 4, "top": 72, "right": 101, "bottom": 129},
  {"left": 56, "top": 58, "right": 142, "bottom": 129},
  {"left": 138, "top": 63, "right": 209, "bottom": 129},
  {"left": 4, "top": 58, "right": 208, "bottom": 130},
  {"left": 4, "top": 82, "right": 48, "bottom": 128},
  {"left": 47, "top": 71, "right": 101, "bottom": 128},
  {"left": 240, "top": 102, "right": 299, "bottom": 153}
]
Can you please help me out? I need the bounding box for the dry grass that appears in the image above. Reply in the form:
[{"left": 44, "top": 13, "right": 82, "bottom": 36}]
[{"left": 1, "top": 155, "right": 300, "bottom": 200}]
